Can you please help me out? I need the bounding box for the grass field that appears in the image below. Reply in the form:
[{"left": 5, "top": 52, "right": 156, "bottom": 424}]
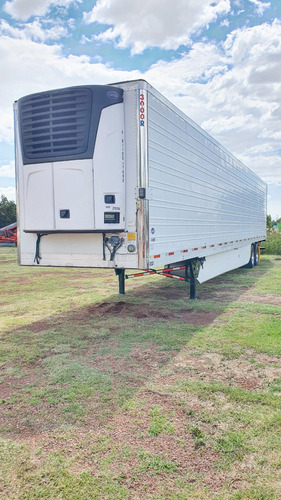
[{"left": 0, "top": 247, "right": 281, "bottom": 499}]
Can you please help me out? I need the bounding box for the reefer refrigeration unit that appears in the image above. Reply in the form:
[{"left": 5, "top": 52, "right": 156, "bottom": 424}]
[{"left": 14, "top": 80, "right": 267, "bottom": 296}]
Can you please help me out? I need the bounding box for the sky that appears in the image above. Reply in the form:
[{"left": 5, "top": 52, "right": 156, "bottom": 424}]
[{"left": 0, "top": 0, "right": 281, "bottom": 218}]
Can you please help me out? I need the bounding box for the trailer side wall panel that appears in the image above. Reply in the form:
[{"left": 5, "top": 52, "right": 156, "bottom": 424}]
[{"left": 145, "top": 89, "right": 266, "bottom": 268}]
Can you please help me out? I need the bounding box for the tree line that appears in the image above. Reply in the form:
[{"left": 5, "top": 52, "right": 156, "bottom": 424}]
[{"left": 0, "top": 195, "right": 17, "bottom": 228}]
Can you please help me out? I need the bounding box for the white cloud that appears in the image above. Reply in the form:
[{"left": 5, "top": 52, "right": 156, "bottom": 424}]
[
  {"left": 4, "top": 0, "right": 81, "bottom": 21},
  {"left": 266, "top": 186, "right": 281, "bottom": 218},
  {"left": 239, "top": 153, "right": 281, "bottom": 186},
  {"left": 84, "top": 0, "right": 231, "bottom": 54},
  {"left": 140, "top": 20, "right": 281, "bottom": 194},
  {"left": 220, "top": 19, "right": 230, "bottom": 27},
  {"left": 249, "top": 0, "right": 271, "bottom": 16},
  {"left": 0, "top": 19, "right": 68, "bottom": 42},
  {"left": 0, "top": 35, "right": 141, "bottom": 144},
  {"left": 1, "top": 16, "right": 281, "bottom": 213},
  {"left": 0, "top": 186, "right": 16, "bottom": 201},
  {"left": 0, "top": 161, "right": 15, "bottom": 178},
  {"left": 1, "top": 19, "right": 281, "bottom": 166}
]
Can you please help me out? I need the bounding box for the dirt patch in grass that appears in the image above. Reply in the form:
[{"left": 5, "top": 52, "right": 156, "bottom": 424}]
[
  {"left": 159, "top": 349, "right": 281, "bottom": 392},
  {"left": 238, "top": 292, "right": 281, "bottom": 306},
  {"left": 21, "top": 300, "right": 220, "bottom": 334},
  {"left": 200, "top": 286, "right": 251, "bottom": 303},
  {"left": 176, "top": 310, "right": 219, "bottom": 325},
  {"left": 0, "top": 371, "right": 34, "bottom": 400},
  {"left": 96, "top": 390, "right": 226, "bottom": 494},
  {"left": 0, "top": 341, "right": 173, "bottom": 439},
  {"left": 130, "top": 307, "right": 218, "bottom": 325},
  {"left": 85, "top": 342, "right": 172, "bottom": 384},
  {"left": 25, "top": 317, "right": 66, "bottom": 333},
  {"left": 71, "top": 300, "right": 219, "bottom": 326},
  {"left": 35, "top": 389, "right": 225, "bottom": 496}
]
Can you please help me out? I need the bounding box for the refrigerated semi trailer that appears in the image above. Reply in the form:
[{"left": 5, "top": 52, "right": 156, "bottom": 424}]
[{"left": 14, "top": 79, "right": 267, "bottom": 297}]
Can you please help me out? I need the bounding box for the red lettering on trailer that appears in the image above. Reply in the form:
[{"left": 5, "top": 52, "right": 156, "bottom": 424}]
[{"left": 140, "top": 93, "right": 145, "bottom": 126}]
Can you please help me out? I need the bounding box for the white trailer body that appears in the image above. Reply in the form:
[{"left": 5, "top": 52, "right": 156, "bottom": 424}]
[{"left": 14, "top": 80, "right": 266, "bottom": 292}]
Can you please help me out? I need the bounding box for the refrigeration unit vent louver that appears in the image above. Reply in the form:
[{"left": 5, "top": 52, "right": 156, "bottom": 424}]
[{"left": 19, "top": 87, "right": 93, "bottom": 164}]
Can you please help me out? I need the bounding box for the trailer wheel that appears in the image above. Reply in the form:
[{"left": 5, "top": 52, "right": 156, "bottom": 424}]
[
  {"left": 245, "top": 245, "right": 255, "bottom": 268},
  {"left": 254, "top": 244, "right": 258, "bottom": 266}
]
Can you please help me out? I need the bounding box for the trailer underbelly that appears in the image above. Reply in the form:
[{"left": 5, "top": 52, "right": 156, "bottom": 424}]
[{"left": 197, "top": 245, "right": 251, "bottom": 283}]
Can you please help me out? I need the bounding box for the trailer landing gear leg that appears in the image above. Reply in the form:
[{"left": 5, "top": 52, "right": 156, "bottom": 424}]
[
  {"left": 189, "top": 261, "right": 196, "bottom": 300},
  {"left": 115, "top": 269, "right": 125, "bottom": 295}
]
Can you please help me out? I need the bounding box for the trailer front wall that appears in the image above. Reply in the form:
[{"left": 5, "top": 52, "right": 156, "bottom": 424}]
[
  {"left": 15, "top": 85, "right": 140, "bottom": 269},
  {"left": 147, "top": 92, "right": 266, "bottom": 268}
]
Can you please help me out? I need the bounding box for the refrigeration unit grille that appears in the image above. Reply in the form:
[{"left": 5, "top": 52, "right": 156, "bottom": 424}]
[{"left": 19, "top": 87, "right": 93, "bottom": 163}]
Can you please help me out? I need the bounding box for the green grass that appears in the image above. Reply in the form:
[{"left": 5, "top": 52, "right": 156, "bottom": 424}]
[
  {"left": 215, "top": 431, "right": 250, "bottom": 461},
  {"left": 148, "top": 405, "right": 175, "bottom": 436},
  {"left": 190, "top": 425, "right": 206, "bottom": 448},
  {"left": 177, "top": 379, "right": 281, "bottom": 408},
  {"left": 187, "top": 311, "right": 281, "bottom": 358},
  {"left": 1, "top": 247, "right": 281, "bottom": 499},
  {"left": 0, "top": 441, "right": 129, "bottom": 500},
  {"left": 137, "top": 449, "right": 179, "bottom": 474}
]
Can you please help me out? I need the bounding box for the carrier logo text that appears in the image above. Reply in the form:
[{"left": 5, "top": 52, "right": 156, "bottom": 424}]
[{"left": 140, "top": 93, "right": 145, "bottom": 126}]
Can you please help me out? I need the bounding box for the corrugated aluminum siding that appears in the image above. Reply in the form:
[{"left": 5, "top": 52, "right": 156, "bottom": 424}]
[{"left": 147, "top": 92, "right": 266, "bottom": 260}]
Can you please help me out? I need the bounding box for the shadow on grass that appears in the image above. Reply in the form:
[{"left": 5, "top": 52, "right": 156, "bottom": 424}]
[
  {"left": 0, "top": 257, "right": 274, "bottom": 437},
  {"left": 11, "top": 256, "right": 275, "bottom": 331}
]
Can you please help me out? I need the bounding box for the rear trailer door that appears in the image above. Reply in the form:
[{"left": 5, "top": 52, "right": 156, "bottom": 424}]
[{"left": 17, "top": 85, "right": 125, "bottom": 233}]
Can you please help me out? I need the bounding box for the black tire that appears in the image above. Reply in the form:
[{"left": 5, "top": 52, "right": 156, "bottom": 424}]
[
  {"left": 245, "top": 244, "right": 255, "bottom": 268},
  {"left": 254, "top": 244, "right": 258, "bottom": 266}
]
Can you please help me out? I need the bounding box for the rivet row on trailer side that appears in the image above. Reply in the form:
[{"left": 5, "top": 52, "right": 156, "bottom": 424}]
[{"left": 14, "top": 80, "right": 267, "bottom": 298}]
